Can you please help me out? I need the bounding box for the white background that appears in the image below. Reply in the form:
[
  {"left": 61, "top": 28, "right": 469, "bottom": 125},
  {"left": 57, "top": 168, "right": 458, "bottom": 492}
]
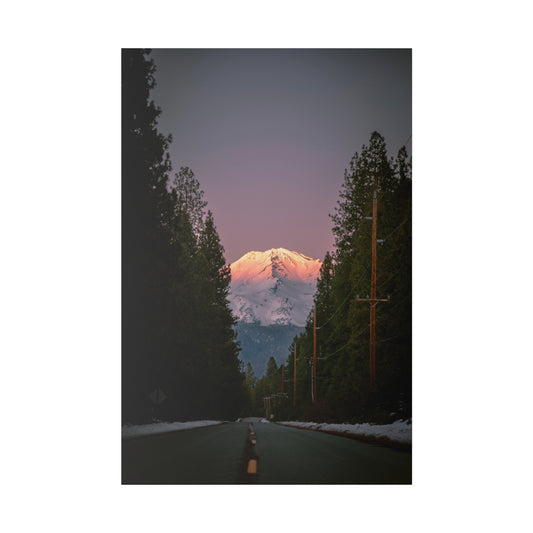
[{"left": 1, "top": 1, "right": 532, "bottom": 532}]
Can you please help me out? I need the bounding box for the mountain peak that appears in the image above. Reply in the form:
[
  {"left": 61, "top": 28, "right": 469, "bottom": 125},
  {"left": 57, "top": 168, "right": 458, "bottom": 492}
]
[
  {"left": 231, "top": 248, "right": 321, "bottom": 283},
  {"left": 228, "top": 248, "right": 322, "bottom": 327}
]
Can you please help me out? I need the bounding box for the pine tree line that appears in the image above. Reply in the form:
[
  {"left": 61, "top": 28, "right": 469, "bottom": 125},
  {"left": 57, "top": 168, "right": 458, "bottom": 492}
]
[
  {"left": 249, "top": 132, "right": 412, "bottom": 423},
  {"left": 122, "top": 49, "right": 246, "bottom": 423}
]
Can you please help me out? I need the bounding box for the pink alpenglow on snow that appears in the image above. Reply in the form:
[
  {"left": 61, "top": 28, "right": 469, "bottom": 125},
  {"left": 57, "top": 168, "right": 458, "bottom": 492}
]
[
  {"left": 229, "top": 248, "right": 322, "bottom": 327},
  {"left": 230, "top": 248, "right": 322, "bottom": 285}
]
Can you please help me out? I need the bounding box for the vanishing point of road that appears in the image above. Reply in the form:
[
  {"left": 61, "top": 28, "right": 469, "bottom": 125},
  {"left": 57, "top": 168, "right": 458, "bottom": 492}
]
[{"left": 122, "top": 417, "right": 411, "bottom": 484}]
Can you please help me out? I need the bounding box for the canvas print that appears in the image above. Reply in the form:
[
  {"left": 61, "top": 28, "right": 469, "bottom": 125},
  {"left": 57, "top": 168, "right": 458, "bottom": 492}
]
[{"left": 122, "top": 48, "right": 412, "bottom": 484}]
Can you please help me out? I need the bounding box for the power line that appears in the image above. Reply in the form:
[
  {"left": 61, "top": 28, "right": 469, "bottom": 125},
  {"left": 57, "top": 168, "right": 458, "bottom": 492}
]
[
  {"left": 316, "top": 284, "right": 357, "bottom": 330},
  {"left": 297, "top": 322, "right": 371, "bottom": 363},
  {"left": 320, "top": 340, "right": 351, "bottom": 359},
  {"left": 376, "top": 335, "right": 399, "bottom": 344},
  {"left": 315, "top": 269, "right": 368, "bottom": 330},
  {"left": 381, "top": 216, "right": 410, "bottom": 243},
  {"left": 314, "top": 217, "right": 408, "bottom": 331},
  {"left": 296, "top": 292, "right": 407, "bottom": 365}
]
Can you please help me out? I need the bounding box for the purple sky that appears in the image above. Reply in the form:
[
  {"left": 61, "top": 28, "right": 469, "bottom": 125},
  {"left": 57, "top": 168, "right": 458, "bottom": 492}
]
[{"left": 150, "top": 49, "right": 411, "bottom": 264}]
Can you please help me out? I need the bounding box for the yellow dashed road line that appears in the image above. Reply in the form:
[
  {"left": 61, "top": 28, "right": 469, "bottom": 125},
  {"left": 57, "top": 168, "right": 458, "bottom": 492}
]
[{"left": 247, "top": 459, "right": 258, "bottom": 474}]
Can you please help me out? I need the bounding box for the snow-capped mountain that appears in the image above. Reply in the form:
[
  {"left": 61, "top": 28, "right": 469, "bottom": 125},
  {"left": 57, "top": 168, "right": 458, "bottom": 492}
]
[{"left": 229, "top": 248, "right": 322, "bottom": 327}]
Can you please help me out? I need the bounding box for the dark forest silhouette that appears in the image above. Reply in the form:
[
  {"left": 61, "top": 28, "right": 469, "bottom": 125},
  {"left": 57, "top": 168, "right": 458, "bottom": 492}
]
[{"left": 122, "top": 49, "right": 246, "bottom": 423}]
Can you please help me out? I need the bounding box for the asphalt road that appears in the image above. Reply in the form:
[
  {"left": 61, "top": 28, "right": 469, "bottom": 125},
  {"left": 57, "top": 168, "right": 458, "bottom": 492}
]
[{"left": 122, "top": 418, "right": 411, "bottom": 484}]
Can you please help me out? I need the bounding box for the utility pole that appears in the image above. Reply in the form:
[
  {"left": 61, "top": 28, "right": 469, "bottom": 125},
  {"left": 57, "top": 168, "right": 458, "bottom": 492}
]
[
  {"left": 293, "top": 344, "right": 297, "bottom": 408},
  {"left": 357, "top": 190, "right": 389, "bottom": 387},
  {"left": 264, "top": 396, "right": 271, "bottom": 419},
  {"left": 311, "top": 361, "right": 314, "bottom": 402},
  {"left": 313, "top": 306, "right": 317, "bottom": 403},
  {"left": 281, "top": 362, "right": 284, "bottom": 395}
]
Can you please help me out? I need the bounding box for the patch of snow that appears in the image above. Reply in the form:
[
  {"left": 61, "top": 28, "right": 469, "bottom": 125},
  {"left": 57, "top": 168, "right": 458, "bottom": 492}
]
[
  {"left": 122, "top": 420, "right": 224, "bottom": 439},
  {"left": 259, "top": 418, "right": 270, "bottom": 423},
  {"left": 277, "top": 419, "right": 412, "bottom": 444}
]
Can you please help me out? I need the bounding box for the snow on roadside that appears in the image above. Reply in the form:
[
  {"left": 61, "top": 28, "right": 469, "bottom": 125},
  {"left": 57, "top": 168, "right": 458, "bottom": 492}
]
[
  {"left": 122, "top": 420, "right": 224, "bottom": 439},
  {"left": 277, "top": 419, "right": 411, "bottom": 444}
]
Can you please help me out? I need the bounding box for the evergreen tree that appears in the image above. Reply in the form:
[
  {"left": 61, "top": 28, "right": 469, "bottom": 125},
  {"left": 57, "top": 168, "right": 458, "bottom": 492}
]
[
  {"left": 122, "top": 48, "right": 173, "bottom": 422},
  {"left": 199, "top": 210, "right": 232, "bottom": 308},
  {"left": 265, "top": 356, "right": 280, "bottom": 390},
  {"left": 371, "top": 145, "right": 412, "bottom": 417},
  {"left": 198, "top": 211, "right": 247, "bottom": 419},
  {"left": 164, "top": 179, "right": 245, "bottom": 420},
  {"left": 244, "top": 362, "right": 257, "bottom": 414},
  {"left": 171, "top": 167, "right": 207, "bottom": 240},
  {"left": 311, "top": 252, "right": 337, "bottom": 401},
  {"left": 314, "top": 252, "right": 335, "bottom": 321},
  {"left": 244, "top": 362, "right": 257, "bottom": 390},
  {"left": 330, "top": 132, "right": 393, "bottom": 261}
]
